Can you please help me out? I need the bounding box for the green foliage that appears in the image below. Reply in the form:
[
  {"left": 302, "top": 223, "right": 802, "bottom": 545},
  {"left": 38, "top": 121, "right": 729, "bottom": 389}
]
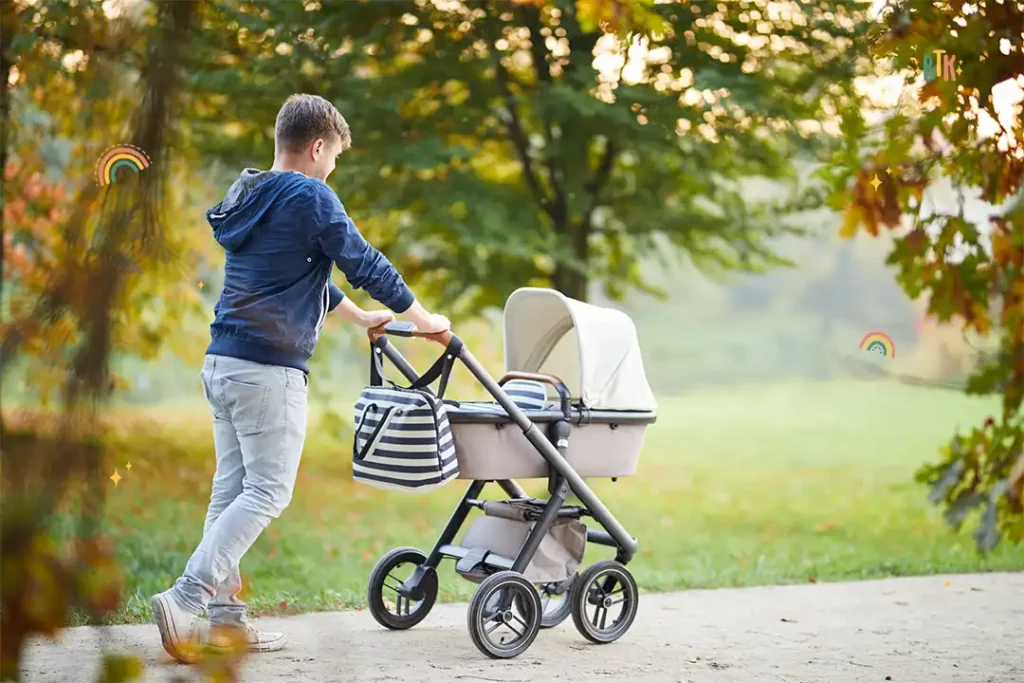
[
  {"left": 830, "top": 0, "right": 1024, "bottom": 550},
  {"left": 185, "top": 0, "right": 874, "bottom": 305}
]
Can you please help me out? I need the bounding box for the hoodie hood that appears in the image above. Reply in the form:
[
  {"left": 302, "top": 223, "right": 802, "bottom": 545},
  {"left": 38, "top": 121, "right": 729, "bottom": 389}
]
[{"left": 206, "top": 168, "right": 299, "bottom": 252}]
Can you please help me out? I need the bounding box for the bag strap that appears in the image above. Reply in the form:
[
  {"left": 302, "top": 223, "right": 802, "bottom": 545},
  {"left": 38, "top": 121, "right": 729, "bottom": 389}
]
[
  {"left": 369, "top": 345, "right": 400, "bottom": 389},
  {"left": 369, "top": 337, "right": 464, "bottom": 399},
  {"left": 353, "top": 404, "right": 396, "bottom": 461},
  {"left": 352, "top": 403, "right": 378, "bottom": 460},
  {"left": 408, "top": 337, "right": 464, "bottom": 399}
]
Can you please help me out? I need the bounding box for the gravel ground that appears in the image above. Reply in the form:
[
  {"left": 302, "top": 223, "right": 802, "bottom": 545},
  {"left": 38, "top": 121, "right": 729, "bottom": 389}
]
[{"left": 20, "top": 572, "right": 1024, "bottom": 683}]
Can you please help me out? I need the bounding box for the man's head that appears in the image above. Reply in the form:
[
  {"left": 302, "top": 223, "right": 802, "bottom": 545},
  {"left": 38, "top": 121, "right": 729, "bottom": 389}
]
[{"left": 273, "top": 94, "right": 351, "bottom": 181}]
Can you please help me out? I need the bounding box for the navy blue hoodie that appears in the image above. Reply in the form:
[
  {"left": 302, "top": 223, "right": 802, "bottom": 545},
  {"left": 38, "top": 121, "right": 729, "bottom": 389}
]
[{"left": 205, "top": 169, "right": 415, "bottom": 373}]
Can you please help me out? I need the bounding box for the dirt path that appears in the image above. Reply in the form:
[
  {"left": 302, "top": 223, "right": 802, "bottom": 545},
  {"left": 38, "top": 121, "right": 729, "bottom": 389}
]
[{"left": 21, "top": 572, "right": 1023, "bottom": 683}]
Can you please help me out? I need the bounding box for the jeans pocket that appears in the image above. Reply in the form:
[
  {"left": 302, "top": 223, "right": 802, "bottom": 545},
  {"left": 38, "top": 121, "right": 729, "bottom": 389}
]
[
  {"left": 285, "top": 368, "right": 308, "bottom": 392},
  {"left": 221, "top": 377, "right": 271, "bottom": 436}
]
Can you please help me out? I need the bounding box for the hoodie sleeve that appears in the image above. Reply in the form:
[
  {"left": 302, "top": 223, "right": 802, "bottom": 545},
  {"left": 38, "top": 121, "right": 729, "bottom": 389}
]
[
  {"left": 327, "top": 281, "right": 344, "bottom": 312},
  {"left": 305, "top": 181, "right": 415, "bottom": 314}
]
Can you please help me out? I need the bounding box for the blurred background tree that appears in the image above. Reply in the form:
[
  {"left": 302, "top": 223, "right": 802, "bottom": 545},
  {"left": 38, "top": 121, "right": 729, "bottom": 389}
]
[
  {"left": 0, "top": 1, "right": 233, "bottom": 680},
  {"left": 829, "top": 0, "right": 1024, "bottom": 550},
  {"left": 186, "top": 0, "right": 872, "bottom": 311}
]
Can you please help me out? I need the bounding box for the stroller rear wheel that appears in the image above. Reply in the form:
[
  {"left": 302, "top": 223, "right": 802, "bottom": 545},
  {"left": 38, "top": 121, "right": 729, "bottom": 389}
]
[
  {"left": 467, "top": 571, "right": 542, "bottom": 659},
  {"left": 367, "top": 547, "right": 437, "bottom": 630},
  {"left": 537, "top": 574, "right": 575, "bottom": 628},
  {"left": 570, "top": 560, "right": 638, "bottom": 644}
]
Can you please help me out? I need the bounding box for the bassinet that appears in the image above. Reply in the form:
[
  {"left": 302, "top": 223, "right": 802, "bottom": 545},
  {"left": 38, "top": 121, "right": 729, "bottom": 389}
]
[{"left": 447, "top": 287, "right": 657, "bottom": 480}]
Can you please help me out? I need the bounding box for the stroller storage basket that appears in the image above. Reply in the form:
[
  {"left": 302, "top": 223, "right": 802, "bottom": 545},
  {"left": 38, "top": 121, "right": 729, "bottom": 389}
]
[{"left": 456, "top": 501, "right": 586, "bottom": 584}]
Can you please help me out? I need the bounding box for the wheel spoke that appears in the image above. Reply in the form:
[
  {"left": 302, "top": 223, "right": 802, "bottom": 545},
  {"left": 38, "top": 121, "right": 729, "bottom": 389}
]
[
  {"left": 599, "top": 606, "right": 608, "bottom": 631},
  {"left": 590, "top": 604, "right": 603, "bottom": 628},
  {"left": 485, "top": 619, "right": 504, "bottom": 635},
  {"left": 383, "top": 582, "right": 402, "bottom": 594},
  {"left": 505, "top": 620, "right": 524, "bottom": 639}
]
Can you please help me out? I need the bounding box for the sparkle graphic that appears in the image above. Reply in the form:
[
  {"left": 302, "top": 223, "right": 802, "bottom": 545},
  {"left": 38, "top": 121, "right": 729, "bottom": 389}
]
[
  {"left": 110, "top": 469, "right": 122, "bottom": 486},
  {"left": 125, "top": 462, "right": 132, "bottom": 471},
  {"left": 869, "top": 175, "right": 882, "bottom": 191},
  {"left": 198, "top": 281, "right": 205, "bottom": 290},
  {"left": 885, "top": 167, "right": 892, "bottom": 175}
]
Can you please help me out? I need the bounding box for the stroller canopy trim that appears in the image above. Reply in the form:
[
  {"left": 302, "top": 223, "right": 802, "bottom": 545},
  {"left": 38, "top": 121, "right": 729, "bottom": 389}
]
[{"left": 502, "top": 288, "right": 657, "bottom": 411}]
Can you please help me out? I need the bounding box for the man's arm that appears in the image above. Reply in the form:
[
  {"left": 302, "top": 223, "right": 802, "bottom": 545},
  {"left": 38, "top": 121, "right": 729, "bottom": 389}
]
[
  {"left": 306, "top": 181, "right": 414, "bottom": 313},
  {"left": 306, "top": 182, "right": 449, "bottom": 333},
  {"left": 331, "top": 294, "right": 394, "bottom": 328}
]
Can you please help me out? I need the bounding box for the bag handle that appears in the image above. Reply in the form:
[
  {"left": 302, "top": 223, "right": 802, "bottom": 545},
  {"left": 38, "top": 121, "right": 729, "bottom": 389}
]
[
  {"left": 369, "top": 337, "right": 464, "bottom": 399},
  {"left": 408, "top": 336, "right": 463, "bottom": 399},
  {"left": 353, "top": 403, "right": 395, "bottom": 461},
  {"left": 369, "top": 346, "right": 400, "bottom": 389}
]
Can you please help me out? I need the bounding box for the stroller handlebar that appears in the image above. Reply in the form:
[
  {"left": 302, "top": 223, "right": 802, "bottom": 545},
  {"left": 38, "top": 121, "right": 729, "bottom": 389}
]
[
  {"left": 368, "top": 321, "right": 454, "bottom": 346},
  {"left": 499, "top": 371, "right": 573, "bottom": 418}
]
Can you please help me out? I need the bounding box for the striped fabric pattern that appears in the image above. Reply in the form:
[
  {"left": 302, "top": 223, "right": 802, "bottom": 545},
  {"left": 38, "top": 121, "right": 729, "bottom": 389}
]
[
  {"left": 352, "top": 386, "right": 458, "bottom": 492},
  {"left": 445, "top": 379, "right": 550, "bottom": 415},
  {"left": 503, "top": 379, "right": 548, "bottom": 409}
]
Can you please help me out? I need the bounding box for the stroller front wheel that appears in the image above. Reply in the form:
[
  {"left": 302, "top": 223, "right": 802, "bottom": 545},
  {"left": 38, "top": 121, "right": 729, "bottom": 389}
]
[
  {"left": 366, "top": 547, "right": 438, "bottom": 630},
  {"left": 467, "top": 571, "right": 542, "bottom": 659},
  {"left": 569, "top": 560, "right": 638, "bottom": 644}
]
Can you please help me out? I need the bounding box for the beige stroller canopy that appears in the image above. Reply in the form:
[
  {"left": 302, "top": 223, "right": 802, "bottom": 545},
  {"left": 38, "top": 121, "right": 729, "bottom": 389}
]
[{"left": 502, "top": 288, "right": 657, "bottom": 412}]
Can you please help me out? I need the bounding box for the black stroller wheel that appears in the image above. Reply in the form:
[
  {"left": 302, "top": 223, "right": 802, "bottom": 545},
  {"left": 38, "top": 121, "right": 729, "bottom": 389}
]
[
  {"left": 537, "top": 574, "right": 575, "bottom": 628},
  {"left": 467, "top": 571, "right": 542, "bottom": 659},
  {"left": 367, "top": 547, "right": 437, "bottom": 630},
  {"left": 570, "top": 560, "right": 638, "bottom": 644}
]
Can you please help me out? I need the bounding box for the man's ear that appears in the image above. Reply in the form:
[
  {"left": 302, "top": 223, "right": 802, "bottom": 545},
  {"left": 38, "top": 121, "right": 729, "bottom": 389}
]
[{"left": 311, "top": 138, "right": 324, "bottom": 159}]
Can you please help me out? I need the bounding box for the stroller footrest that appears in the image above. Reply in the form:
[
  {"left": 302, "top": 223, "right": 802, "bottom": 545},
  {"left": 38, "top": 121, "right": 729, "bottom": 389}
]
[
  {"left": 455, "top": 547, "right": 491, "bottom": 574},
  {"left": 440, "top": 544, "right": 515, "bottom": 572}
]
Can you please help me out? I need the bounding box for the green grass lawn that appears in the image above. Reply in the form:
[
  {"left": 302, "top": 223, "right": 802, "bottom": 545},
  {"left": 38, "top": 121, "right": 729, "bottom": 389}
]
[{"left": 66, "top": 379, "right": 1023, "bottom": 624}]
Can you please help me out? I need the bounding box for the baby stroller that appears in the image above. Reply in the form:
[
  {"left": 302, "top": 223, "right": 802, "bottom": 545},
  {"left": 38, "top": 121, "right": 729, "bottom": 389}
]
[{"left": 356, "top": 287, "right": 657, "bottom": 658}]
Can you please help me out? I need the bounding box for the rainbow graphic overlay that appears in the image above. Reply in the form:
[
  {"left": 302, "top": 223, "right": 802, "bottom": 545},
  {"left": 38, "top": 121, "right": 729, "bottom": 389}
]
[
  {"left": 859, "top": 331, "right": 896, "bottom": 358},
  {"left": 95, "top": 145, "right": 151, "bottom": 186}
]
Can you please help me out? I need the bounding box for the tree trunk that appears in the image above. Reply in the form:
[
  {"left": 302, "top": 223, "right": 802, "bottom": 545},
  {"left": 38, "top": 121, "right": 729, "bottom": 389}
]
[{"left": 552, "top": 218, "right": 589, "bottom": 301}]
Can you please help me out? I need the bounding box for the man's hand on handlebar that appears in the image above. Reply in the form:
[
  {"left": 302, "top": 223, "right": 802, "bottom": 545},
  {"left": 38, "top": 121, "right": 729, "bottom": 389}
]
[
  {"left": 417, "top": 313, "right": 450, "bottom": 334},
  {"left": 368, "top": 298, "right": 452, "bottom": 344},
  {"left": 402, "top": 300, "right": 451, "bottom": 334}
]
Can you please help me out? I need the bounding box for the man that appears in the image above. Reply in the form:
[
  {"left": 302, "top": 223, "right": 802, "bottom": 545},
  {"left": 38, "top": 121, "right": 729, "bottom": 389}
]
[{"left": 151, "top": 94, "right": 449, "bottom": 663}]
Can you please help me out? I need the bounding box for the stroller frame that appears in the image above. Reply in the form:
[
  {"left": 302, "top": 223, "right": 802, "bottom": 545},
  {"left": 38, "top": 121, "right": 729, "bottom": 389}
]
[{"left": 365, "top": 326, "right": 653, "bottom": 658}]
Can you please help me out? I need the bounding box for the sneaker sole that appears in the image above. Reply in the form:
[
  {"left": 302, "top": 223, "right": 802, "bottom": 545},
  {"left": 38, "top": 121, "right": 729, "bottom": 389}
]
[
  {"left": 151, "top": 594, "right": 199, "bottom": 664},
  {"left": 207, "top": 631, "right": 287, "bottom": 654},
  {"left": 248, "top": 632, "right": 287, "bottom": 653}
]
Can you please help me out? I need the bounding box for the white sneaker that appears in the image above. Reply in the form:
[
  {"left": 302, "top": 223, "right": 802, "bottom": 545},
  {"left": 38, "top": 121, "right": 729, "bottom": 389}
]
[
  {"left": 151, "top": 590, "right": 208, "bottom": 664},
  {"left": 240, "top": 624, "right": 287, "bottom": 653},
  {"left": 208, "top": 624, "right": 287, "bottom": 654}
]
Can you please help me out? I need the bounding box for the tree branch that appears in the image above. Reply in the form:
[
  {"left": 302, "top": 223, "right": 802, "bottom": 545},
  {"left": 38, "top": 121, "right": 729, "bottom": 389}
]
[
  {"left": 493, "top": 59, "right": 552, "bottom": 214},
  {"left": 583, "top": 140, "right": 618, "bottom": 228},
  {"left": 520, "top": 4, "right": 566, "bottom": 225}
]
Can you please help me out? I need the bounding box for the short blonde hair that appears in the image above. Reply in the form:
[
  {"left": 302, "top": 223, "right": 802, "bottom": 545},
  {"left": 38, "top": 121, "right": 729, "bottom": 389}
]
[{"left": 274, "top": 94, "right": 351, "bottom": 154}]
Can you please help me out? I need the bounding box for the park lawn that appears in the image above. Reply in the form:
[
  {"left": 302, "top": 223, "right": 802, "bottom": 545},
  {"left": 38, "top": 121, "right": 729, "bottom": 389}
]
[{"left": 64, "top": 379, "right": 1024, "bottom": 624}]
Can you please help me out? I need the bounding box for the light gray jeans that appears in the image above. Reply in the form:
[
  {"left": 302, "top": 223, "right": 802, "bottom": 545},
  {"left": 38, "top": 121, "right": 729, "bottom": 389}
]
[{"left": 170, "top": 354, "right": 307, "bottom": 626}]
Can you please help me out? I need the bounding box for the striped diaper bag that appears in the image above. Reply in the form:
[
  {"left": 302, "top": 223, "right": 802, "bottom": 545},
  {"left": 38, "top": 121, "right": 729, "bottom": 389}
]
[{"left": 351, "top": 338, "right": 462, "bottom": 492}]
